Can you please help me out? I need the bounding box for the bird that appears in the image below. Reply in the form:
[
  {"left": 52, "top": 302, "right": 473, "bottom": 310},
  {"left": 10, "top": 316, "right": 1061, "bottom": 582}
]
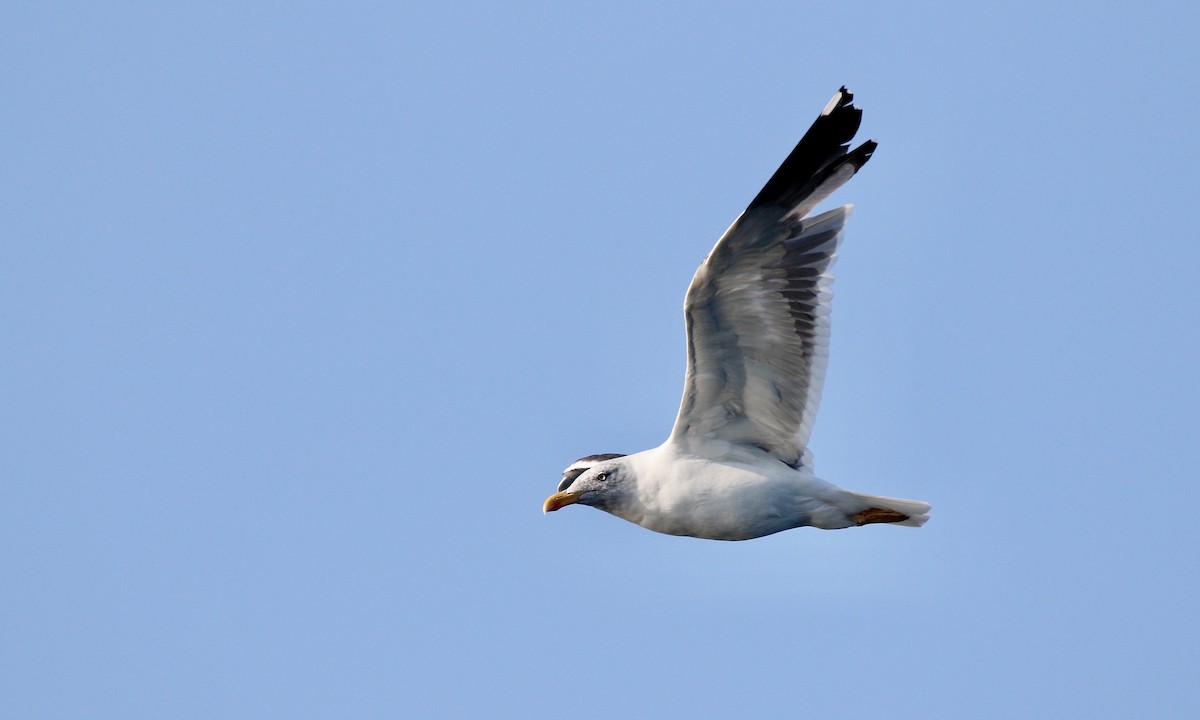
[{"left": 543, "top": 87, "right": 930, "bottom": 541}]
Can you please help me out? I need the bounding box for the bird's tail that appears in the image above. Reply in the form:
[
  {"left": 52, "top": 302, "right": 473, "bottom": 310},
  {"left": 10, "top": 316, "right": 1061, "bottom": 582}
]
[{"left": 844, "top": 491, "right": 931, "bottom": 528}]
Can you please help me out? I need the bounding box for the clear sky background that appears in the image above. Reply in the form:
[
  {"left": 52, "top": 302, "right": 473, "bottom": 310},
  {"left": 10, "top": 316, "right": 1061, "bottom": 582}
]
[{"left": 3, "top": 2, "right": 1198, "bottom": 718}]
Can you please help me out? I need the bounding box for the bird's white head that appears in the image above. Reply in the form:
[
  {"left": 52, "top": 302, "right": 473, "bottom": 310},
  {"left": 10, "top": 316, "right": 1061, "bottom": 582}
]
[{"left": 543, "top": 453, "right": 629, "bottom": 514}]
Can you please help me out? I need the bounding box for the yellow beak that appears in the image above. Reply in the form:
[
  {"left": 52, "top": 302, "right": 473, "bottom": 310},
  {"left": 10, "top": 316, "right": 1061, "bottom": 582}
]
[{"left": 543, "top": 490, "right": 581, "bottom": 513}]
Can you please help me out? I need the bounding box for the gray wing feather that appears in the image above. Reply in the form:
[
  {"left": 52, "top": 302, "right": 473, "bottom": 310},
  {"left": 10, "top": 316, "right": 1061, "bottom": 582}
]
[
  {"left": 669, "top": 206, "right": 847, "bottom": 468},
  {"left": 667, "top": 87, "right": 874, "bottom": 468}
]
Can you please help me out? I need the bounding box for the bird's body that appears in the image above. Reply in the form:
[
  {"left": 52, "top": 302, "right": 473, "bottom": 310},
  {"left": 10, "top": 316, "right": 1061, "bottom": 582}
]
[
  {"left": 608, "top": 444, "right": 852, "bottom": 541},
  {"left": 544, "top": 88, "right": 930, "bottom": 540},
  {"left": 565, "top": 443, "right": 926, "bottom": 541}
]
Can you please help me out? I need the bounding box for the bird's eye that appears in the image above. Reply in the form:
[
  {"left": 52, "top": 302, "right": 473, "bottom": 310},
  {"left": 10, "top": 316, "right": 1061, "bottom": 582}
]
[{"left": 596, "top": 472, "right": 608, "bottom": 482}]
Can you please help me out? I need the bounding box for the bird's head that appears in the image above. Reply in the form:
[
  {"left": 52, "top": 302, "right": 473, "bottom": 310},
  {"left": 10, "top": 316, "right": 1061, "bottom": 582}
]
[{"left": 543, "top": 453, "right": 628, "bottom": 513}]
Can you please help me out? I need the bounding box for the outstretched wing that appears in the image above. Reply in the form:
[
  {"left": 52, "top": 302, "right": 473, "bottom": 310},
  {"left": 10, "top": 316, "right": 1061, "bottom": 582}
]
[{"left": 668, "top": 88, "right": 875, "bottom": 469}]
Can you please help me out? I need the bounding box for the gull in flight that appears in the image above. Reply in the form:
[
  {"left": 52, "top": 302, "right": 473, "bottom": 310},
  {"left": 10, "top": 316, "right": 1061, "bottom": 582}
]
[{"left": 543, "top": 87, "right": 930, "bottom": 540}]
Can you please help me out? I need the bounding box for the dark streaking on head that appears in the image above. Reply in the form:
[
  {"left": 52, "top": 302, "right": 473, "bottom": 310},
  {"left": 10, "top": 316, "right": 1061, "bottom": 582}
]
[
  {"left": 544, "top": 454, "right": 630, "bottom": 514},
  {"left": 557, "top": 453, "right": 625, "bottom": 491}
]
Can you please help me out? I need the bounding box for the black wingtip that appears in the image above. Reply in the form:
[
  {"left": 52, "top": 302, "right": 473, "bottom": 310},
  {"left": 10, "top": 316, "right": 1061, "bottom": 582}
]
[
  {"left": 828, "top": 86, "right": 856, "bottom": 116},
  {"left": 746, "top": 88, "right": 874, "bottom": 214},
  {"left": 851, "top": 139, "right": 878, "bottom": 169}
]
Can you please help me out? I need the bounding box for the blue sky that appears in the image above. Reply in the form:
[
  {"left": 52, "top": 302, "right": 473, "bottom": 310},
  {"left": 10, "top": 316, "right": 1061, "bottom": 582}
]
[{"left": 3, "top": 1, "right": 1199, "bottom": 717}]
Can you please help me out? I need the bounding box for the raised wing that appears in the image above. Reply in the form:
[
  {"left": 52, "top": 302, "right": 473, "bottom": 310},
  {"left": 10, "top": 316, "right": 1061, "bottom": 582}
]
[{"left": 668, "top": 88, "right": 876, "bottom": 469}]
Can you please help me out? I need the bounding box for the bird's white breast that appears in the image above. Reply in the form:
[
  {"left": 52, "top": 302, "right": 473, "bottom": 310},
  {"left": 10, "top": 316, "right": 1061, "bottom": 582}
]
[{"left": 614, "top": 443, "right": 844, "bottom": 540}]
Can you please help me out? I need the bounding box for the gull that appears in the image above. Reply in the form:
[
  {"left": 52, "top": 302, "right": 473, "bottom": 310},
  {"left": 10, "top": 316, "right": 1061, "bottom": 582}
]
[{"left": 543, "top": 87, "right": 930, "bottom": 540}]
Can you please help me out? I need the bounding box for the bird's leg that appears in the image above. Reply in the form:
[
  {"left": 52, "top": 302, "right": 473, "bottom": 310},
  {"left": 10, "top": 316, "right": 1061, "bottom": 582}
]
[{"left": 852, "top": 508, "right": 910, "bottom": 526}]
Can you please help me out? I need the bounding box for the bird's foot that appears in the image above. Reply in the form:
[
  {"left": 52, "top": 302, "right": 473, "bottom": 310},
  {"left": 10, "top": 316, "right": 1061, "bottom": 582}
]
[{"left": 852, "top": 508, "right": 910, "bottom": 526}]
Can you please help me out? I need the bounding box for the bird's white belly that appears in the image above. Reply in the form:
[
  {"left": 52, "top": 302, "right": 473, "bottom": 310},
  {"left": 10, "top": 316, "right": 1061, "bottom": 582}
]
[{"left": 618, "top": 455, "right": 844, "bottom": 541}]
